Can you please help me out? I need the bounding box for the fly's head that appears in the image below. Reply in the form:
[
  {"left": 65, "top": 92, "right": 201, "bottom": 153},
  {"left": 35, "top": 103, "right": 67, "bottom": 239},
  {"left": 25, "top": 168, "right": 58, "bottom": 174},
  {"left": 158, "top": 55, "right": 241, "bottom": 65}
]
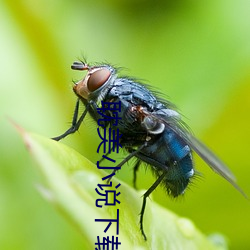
[{"left": 72, "top": 61, "right": 116, "bottom": 101}]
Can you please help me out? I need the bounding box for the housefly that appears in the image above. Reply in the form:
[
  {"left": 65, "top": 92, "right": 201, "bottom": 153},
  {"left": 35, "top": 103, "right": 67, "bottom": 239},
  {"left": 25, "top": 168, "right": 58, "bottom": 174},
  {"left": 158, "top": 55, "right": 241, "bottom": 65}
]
[{"left": 52, "top": 60, "right": 246, "bottom": 240}]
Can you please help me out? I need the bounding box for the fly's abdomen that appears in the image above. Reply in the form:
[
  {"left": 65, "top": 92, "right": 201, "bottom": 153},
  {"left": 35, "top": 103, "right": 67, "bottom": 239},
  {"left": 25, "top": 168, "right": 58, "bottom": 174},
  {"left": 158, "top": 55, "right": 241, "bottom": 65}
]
[
  {"left": 164, "top": 129, "right": 194, "bottom": 196},
  {"left": 138, "top": 128, "right": 194, "bottom": 197},
  {"left": 164, "top": 153, "right": 193, "bottom": 197}
]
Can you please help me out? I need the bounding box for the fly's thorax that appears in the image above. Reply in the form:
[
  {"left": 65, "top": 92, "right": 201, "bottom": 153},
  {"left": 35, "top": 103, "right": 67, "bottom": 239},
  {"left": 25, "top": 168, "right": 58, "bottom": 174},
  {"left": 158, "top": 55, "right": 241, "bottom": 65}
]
[{"left": 73, "top": 64, "right": 117, "bottom": 103}]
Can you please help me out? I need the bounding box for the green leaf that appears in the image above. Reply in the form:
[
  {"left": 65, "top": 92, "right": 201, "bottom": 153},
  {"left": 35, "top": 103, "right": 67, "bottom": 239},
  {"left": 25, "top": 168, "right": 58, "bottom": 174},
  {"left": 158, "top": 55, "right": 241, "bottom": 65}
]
[{"left": 19, "top": 127, "right": 227, "bottom": 250}]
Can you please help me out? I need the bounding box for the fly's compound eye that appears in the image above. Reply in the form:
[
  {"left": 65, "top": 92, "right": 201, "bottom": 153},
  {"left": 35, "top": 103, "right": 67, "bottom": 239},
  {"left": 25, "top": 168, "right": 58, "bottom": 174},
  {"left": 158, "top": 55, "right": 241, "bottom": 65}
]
[{"left": 87, "top": 68, "right": 111, "bottom": 92}]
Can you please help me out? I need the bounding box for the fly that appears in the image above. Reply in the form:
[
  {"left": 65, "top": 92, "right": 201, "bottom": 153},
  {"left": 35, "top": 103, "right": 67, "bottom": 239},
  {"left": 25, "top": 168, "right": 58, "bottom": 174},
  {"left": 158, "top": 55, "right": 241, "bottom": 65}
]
[{"left": 52, "top": 60, "right": 247, "bottom": 240}]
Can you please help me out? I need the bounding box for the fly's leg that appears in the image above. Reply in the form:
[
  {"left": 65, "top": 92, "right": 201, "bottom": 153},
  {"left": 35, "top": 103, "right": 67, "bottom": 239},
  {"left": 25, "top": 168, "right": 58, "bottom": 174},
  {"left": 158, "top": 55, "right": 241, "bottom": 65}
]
[
  {"left": 52, "top": 99, "right": 89, "bottom": 141},
  {"left": 140, "top": 171, "right": 167, "bottom": 240},
  {"left": 133, "top": 160, "right": 141, "bottom": 189},
  {"left": 105, "top": 144, "right": 146, "bottom": 183},
  {"left": 52, "top": 100, "right": 101, "bottom": 141},
  {"left": 98, "top": 142, "right": 118, "bottom": 164}
]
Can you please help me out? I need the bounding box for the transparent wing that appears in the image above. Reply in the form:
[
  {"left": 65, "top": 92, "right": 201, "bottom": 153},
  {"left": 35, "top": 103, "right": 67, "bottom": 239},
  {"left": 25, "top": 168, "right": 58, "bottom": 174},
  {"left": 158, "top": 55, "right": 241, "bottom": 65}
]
[
  {"left": 171, "top": 122, "right": 247, "bottom": 198},
  {"left": 149, "top": 110, "right": 247, "bottom": 198}
]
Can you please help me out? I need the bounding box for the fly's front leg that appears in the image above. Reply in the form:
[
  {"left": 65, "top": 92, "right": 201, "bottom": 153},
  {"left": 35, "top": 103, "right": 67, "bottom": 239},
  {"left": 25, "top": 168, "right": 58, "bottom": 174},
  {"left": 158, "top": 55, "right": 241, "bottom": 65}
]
[
  {"left": 52, "top": 99, "right": 91, "bottom": 141},
  {"left": 52, "top": 99, "right": 103, "bottom": 141},
  {"left": 140, "top": 171, "right": 167, "bottom": 240},
  {"left": 52, "top": 99, "right": 83, "bottom": 141}
]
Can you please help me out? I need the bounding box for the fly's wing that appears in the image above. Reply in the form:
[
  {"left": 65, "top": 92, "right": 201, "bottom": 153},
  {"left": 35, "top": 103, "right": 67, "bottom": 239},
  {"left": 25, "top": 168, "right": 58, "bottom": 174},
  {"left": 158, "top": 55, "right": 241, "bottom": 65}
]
[
  {"left": 182, "top": 132, "right": 248, "bottom": 198},
  {"left": 150, "top": 109, "right": 247, "bottom": 198}
]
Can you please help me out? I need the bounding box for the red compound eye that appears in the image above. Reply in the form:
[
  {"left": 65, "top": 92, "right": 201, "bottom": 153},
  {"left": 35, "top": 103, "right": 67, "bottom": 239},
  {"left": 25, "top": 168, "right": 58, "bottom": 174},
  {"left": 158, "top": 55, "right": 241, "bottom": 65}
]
[{"left": 87, "top": 68, "right": 111, "bottom": 92}]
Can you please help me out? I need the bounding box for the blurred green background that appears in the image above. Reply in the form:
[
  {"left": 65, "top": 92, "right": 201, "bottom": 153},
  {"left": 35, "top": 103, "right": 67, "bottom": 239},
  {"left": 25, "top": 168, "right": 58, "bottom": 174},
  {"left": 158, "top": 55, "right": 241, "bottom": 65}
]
[{"left": 1, "top": 0, "right": 250, "bottom": 249}]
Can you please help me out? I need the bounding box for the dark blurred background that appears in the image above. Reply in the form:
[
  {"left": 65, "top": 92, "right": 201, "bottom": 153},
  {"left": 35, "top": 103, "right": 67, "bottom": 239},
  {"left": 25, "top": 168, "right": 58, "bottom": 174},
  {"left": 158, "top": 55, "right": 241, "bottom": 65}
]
[{"left": 0, "top": 1, "right": 250, "bottom": 249}]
